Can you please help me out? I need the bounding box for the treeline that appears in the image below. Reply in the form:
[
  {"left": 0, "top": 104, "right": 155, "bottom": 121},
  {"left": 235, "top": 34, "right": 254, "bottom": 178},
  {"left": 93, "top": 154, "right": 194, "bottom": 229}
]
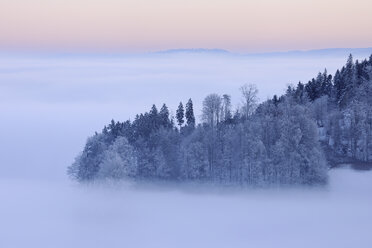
[
  {"left": 286, "top": 54, "right": 372, "bottom": 163},
  {"left": 68, "top": 54, "right": 372, "bottom": 186}
]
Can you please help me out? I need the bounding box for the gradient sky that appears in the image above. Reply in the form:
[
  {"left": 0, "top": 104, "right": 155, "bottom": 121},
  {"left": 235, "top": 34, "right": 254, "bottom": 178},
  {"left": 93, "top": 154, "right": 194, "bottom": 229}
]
[{"left": 1, "top": 0, "right": 372, "bottom": 53}]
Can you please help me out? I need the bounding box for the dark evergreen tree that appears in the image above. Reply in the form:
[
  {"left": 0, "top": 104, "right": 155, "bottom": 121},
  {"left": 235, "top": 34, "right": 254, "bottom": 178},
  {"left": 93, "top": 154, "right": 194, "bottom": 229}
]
[
  {"left": 323, "top": 70, "right": 333, "bottom": 97},
  {"left": 294, "top": 82, "right": 308, "bottom": 104},
  {"left": 159, "top": 104, "right": 172, "bottom": 128},
  {"left": 185, "top": 98, "right": 196, "bottom": 128},
  {"left": 147, "top": 104, "right": 160, "bottom": 133},
  {"left": 272, "top": 95, "right": 279, "bottom": 106},
  {"left": 333, "top": 69, "right": 345, "bottom": 104},
  {"left": 339, "top": 54, "right": 355, "bottom": 107},
  {"left": 305, "top": 74, "right": 323, "bottom": 101},
  {"left": 176, "top": 102, "right": 185, "bottom": 128}
]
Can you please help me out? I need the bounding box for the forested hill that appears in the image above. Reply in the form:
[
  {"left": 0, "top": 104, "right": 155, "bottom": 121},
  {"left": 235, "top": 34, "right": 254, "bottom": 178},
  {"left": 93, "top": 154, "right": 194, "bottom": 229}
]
[{"left": 68, "top": 54, "right": 372, "bottom": 186}]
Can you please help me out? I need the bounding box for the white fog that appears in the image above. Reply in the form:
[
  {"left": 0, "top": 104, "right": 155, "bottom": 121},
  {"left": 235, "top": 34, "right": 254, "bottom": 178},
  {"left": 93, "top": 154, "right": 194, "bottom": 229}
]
[{"left": 1, "top": 168, "right": 372, "bottom": 248}]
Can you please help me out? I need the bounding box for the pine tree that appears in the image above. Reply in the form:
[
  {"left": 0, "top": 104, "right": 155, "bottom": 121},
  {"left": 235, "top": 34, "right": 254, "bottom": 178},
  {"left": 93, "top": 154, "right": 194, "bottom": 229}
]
[
  {"left": 176, "top": 102, "right": 185, "bottom": 128},
  {"left": 149, "top": 104, "right": 160, "bottom": 130},
  {"left": 150, "top": 104, "right": 158, "bottom": 116},
  {"left": 333, "top": 69, "right": 345, "bottom": 103},
  {"left": 339, "top": 54, "right": 355, "bottom": 107},
  {"left": 159, "top": 104, "right": 171, "bottom": 128},
  {"left": 305, "top": 74, "right": 323, "bottom": 101},
  {"left": 185, "top": 98, "right": 195, "bottom": 128},
  {"left": 321, "top": 69, "right": 333, "bottom": 97}
]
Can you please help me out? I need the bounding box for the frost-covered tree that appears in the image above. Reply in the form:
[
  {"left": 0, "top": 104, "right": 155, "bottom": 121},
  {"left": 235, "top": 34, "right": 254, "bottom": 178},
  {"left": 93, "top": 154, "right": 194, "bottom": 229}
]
[
  {"left": 221, "top": 94, "right": 232, "bottom": 122},
  {"left": 155, "top": 128, "right": 180, "bottom": 179},
  {"left": 97, "top": 137, "right": 138, "bottom": 179},
  {"left": 202, "top": 93, "right": 222, "bottom": 128},
  {"left": 272, "top": 101, "right": 327, "bottom": 184},
  {"left": 240, "top": 84, "right": 258, "bottom": 119},
  {"left": 181, "top": 135, "right": 208, "bottom": 180},
  {"left": 68, "top": 133, "right": 109, "bottom": 181}
]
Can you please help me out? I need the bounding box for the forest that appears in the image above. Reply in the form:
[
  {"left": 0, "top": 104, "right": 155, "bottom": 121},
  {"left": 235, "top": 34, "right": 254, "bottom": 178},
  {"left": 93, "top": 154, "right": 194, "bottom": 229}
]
[{"left": 68, "top": 54, "right": 372, "bottom": 186}]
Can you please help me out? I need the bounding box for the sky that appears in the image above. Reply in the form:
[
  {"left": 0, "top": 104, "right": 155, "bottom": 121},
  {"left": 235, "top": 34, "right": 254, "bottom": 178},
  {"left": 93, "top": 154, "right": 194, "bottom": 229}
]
[{"left": 1, "top": 0, "right": 372, "bottom": 53}]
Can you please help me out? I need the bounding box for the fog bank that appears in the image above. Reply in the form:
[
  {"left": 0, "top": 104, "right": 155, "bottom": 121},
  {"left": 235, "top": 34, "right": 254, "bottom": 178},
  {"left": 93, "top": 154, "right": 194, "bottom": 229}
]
[{"left": 0, "top": 168, "right": 371, "bottom": 248}]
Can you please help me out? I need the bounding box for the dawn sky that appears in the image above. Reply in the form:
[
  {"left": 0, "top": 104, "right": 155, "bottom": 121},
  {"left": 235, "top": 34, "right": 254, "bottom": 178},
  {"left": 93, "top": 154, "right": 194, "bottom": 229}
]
[{"left": 1, "top": 0, "right": 372, "bottom": 53}]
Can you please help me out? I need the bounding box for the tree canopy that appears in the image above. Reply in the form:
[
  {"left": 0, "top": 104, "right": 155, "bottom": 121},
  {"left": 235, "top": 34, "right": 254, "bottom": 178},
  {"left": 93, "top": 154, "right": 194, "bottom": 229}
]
[{"left": 68, "top": 54, "right": 372, "bottom": 186}]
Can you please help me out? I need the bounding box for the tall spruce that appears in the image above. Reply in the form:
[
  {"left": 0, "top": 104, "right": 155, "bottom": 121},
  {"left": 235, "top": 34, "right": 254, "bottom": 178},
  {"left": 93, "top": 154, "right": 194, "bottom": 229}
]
[
  {"left": 176, "top": 102, "right": 185, "bottom": 128},
  {"left": 159, "top": 104, "right": 171, "bottom": 128},
  {"left": 185, "top": 98, "right": 196, "bottom": 128},
  {"left": 149, "top": 104, "right": 159, "bottom": 130}
]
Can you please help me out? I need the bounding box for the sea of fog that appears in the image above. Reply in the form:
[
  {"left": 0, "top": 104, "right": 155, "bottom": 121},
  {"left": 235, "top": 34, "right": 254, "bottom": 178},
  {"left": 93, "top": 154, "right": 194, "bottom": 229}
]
[
  {"left": 0, "top": 168, "right": 371, "bottom": 248},
  {"left": 1, "top": 50, "right": 372, "bottom": 247}
]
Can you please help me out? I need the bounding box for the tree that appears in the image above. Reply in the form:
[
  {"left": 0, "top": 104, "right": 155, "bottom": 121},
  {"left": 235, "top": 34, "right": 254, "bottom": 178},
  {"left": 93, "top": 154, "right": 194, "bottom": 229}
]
[
  {"left": 305, "top": 75, "right": 322, "bottom": 101},
  {"left": 202, "top": 93, "right": 222, "bottom": 128},
  {"left": 240, "top": 84, "right": 258, "bottom": 119},
  {"left": 159, "top": 104, "right": 172, "bottom": 128},
  {"left": 68, "top": 133, "right": 109, "bottom": 181},
  {"left": 321, "top": 69, "right": 333, "bottom": 97},
  {"left": 155, "top": 128, "right": 181, "bottom": 179},
  {"left": 337, "top": 54, "right": 356, "bottom": 108},
  {"left": 185, "top": 98, "right": 196, "bottom": 128},
  {"left": 180, "top": 128, "right": 208, "bottom": 180},
  {"left": 270, "top": 102, "right": 328, "bottom": 184},
  {"left": 221, "top": 94, "right": 232, "bottom": 122},
  {"left": 333, "top": 69, "right": 345, "bottom": 103},
  {"left": 292, "top": 82, "right": 308, "bottom": 104},
  {"left": 98, "top": 137, "right": 138, "bottom": 179},
  {"left": 176, "top": 102, "right": 185, "bottom": 128},
  {"left": 182, "top": 141, "right": 208, "bottom": 180},
  {"left": 149, "top": 104, "right": 160, "bottom": 130}
]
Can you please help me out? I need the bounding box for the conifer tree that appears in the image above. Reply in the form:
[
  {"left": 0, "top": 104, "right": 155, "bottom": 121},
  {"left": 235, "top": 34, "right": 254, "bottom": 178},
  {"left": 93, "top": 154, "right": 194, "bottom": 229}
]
[
  {"left": 159, "top": 104, "right": 171, "bottom": 128},
  {"left": 185, "top": 98, "right": 195, "bottom": 128},
  {"left": 176, "top": 102, "right": 185, "bottom": 128},
  {"left": 149, "top": 104, "right": 159, "bottom": 130}
]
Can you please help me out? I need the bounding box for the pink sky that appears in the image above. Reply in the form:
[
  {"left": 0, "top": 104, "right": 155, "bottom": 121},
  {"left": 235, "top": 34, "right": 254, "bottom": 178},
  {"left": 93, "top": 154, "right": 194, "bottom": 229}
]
[{"left": 1, "top": 0, "right": 372, "bottom": 53}]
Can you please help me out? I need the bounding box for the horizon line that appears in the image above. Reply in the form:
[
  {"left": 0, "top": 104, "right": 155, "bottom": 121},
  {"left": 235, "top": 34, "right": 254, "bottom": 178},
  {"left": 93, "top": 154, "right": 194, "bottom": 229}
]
[{"left": 1, "top": 46, "right": 372, "bottom": 57}]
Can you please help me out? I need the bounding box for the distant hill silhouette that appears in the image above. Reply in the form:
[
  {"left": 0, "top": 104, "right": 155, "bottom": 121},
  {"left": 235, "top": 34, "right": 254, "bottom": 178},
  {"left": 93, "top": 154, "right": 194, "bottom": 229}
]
[
  {"left": 155, "top": 48, "right": 230, "bottom": 54},
  {"left": 154, "top": 47, "right": 372, "bottom": 58}
]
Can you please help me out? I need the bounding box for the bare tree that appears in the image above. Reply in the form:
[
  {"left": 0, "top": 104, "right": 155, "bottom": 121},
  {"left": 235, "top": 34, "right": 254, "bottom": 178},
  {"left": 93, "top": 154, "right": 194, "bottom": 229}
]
[
  {"left": 202, "top": 93, "right": 222, "bottom": 128},
  {"left": 240, "top": 84, "right": 258, "bottom": 118},
  {"left": 221, "top": 94, "right": 232, "bottom": 122}
]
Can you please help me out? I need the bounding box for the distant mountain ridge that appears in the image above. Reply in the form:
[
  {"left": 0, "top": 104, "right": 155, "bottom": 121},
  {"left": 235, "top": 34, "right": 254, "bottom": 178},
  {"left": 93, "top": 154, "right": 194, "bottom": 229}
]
[
  {"left": 2, "top": 47, "right": 371, "bottom": 59},
  {"left": 155, "top": 48, "right": 230, "bottom": 54},
  {"left": 153, "top": 47, "right": 372, "bottom": 58}
]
